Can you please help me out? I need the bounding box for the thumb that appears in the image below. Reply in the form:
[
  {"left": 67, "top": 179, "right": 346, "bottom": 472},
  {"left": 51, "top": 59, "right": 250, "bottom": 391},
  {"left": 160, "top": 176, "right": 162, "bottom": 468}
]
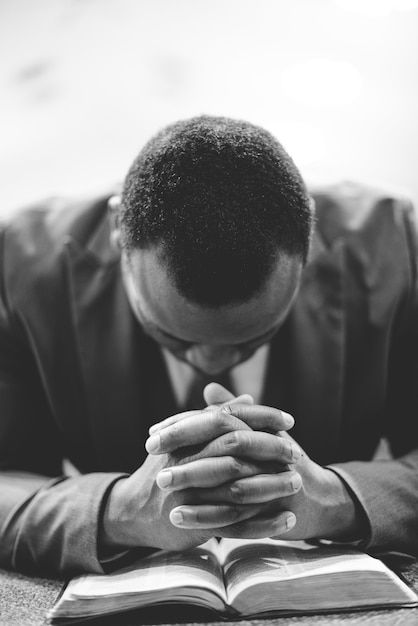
[{"left": 204, "top": 382, "right": 254, "bottom": 407}]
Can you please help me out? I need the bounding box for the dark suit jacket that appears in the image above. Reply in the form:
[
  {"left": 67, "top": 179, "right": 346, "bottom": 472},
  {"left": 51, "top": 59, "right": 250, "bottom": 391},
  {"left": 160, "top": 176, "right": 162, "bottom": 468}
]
[{"left": 0, "top": 182, "right": 417, "bottom": 575}]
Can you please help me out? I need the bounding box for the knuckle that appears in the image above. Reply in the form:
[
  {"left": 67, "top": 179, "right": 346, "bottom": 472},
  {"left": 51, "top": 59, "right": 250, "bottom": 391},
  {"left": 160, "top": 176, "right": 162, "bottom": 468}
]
[
  {"left": 226, "top": 430, "right": 250, "bottom": 454},
  {"left": 222, "top": 403, "right": 233, "bottom": 415},
  {"left": 227, "top": 456, "right": 244, "bottom": 478},
  {"left": 213, "top": 410, "right": 229, "bottom": 431},
  {"left": 227, "top": 403, "right": 242, "bottom": 419},
  {"left": 223, "top": 430, "right": 240, "bottom": 450},
  {"left": 229, "top": 482, "right": 244, "bottom": 503}
]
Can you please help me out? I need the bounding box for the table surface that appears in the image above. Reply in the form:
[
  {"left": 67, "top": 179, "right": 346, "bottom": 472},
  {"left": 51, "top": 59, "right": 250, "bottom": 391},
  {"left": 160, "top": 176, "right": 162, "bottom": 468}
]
[{"left": 1, "top": 556, "right": 417, "bottom": 626}]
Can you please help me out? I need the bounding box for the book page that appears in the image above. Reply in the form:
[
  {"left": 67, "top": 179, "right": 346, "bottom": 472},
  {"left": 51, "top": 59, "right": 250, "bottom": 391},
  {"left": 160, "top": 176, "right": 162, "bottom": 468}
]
[
  {"left": 66, "top": 543, "right": 226, "bottom": 602},
  {"left": 219, "top": 538, "right": 416, "bottom": 606},
  {"left": 50, "top": 539, "right": 417, "bottom": 620}
]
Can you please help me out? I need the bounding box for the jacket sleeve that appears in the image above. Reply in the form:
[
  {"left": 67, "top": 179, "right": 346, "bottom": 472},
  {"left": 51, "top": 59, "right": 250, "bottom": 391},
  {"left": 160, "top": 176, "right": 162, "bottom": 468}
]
[
  {"left": 329, "top": 200, "right": 418, "bottom": 555},
  {"left": 0, "top": 228, "right": 125, "bottom": 575}
]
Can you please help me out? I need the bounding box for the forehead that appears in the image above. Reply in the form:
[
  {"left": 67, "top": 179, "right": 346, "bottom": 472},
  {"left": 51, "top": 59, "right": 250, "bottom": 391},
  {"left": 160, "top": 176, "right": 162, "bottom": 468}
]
[{"left": 124, "top": 245, "right": 302, "bottom": 345}]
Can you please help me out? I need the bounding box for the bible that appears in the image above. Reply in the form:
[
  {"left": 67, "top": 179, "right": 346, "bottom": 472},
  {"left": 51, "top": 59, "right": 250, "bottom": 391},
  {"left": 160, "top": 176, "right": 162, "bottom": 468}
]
[{"left": 48, "top": 537, "right": 417, "bottom": 622}]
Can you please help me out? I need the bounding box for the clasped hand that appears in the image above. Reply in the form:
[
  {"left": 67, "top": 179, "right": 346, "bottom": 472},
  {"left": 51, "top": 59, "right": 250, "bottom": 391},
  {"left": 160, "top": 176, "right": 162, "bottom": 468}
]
[{"left": 103, "top": 385, "right": 358, "bottom": 552}]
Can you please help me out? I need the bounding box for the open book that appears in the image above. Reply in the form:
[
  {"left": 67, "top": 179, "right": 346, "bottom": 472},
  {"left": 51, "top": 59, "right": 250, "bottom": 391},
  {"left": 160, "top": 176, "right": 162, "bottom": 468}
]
[{"left": 48, "top": 538, "right": 417, "bottom": 622}]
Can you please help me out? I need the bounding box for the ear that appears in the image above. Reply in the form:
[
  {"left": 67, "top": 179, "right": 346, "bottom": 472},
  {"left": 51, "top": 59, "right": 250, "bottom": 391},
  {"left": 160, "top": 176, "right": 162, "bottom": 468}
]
[
  {"left": 308, "top": 195, "right": 316, "bottom": 219},
  {"left": 307, "top": 195, "right": 317, "bottom": 249},
  {"left": 108, "top": 195, "right": 122, "bottom": 250}
]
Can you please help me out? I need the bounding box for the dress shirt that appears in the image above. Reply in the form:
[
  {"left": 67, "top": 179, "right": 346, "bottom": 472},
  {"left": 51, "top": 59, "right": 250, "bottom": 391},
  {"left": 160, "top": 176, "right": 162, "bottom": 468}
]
[{"left": 162, "top": 343, "right": 270, "bottom": 409}]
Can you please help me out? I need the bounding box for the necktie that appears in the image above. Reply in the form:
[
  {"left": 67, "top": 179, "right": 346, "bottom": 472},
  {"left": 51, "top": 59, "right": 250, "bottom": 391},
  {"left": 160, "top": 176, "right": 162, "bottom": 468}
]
[{"left": 184, "top": 370, "right": 233, "bottom": 412}]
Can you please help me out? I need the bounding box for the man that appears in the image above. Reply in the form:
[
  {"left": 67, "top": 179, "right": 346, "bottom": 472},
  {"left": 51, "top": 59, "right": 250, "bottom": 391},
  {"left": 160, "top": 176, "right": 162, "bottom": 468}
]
[{"left": 0, "top": 116, "right": 417, "bottom": 576}]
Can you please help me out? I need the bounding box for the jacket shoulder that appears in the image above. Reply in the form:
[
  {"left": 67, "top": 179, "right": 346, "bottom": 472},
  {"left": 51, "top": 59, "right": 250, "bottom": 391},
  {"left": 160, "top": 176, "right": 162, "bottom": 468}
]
[
  {"left": 310, "top": 180, "right": 416, "bottom": 247},
  {"left": 310, "top": 182, "right": 418, "bottom": 325},
  {"left": 0, "top": 194, "right": 113, "bottom": 317},
  {"left": 1, "top": 193, "right": 111, "bottom": 261}
]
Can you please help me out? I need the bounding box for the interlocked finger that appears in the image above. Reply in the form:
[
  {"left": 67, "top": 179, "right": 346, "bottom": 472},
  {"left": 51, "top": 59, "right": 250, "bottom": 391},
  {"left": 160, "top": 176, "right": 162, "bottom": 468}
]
[
  {"left": 215, "top": 509, "right": 297, "bottom": 539},
  {"left": 148, "top": 394, "right": 254, "bottom": 435},
  {"left": 222, "top": 404, "right": 294, "bottom": 433},
  {"left": 181, "top": 430, "right": 301, "bottom": 465},
  {"left": 196, "top": 471, "right": 302, "bottom": 504},
  {"left": 169, "top": 503, "right": 261, "bottom": 529},
  {"left": 156, "top": 456, "right": 264, "bottom": 491},
  {"left": 146, "top": 408, "right": 251, "bottom": 455}
]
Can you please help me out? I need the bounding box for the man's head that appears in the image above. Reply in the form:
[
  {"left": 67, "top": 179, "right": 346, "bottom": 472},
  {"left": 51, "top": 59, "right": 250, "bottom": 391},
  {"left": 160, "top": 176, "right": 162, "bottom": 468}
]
[{"left": 111, "top": 115, "right": 314, "bottom": 374}]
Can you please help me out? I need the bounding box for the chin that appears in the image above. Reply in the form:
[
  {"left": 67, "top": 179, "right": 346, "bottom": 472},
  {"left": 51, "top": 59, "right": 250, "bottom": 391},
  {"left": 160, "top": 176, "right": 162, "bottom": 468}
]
[
  {"left": 191, "top": 364, "right": 231, "bottom": 377},
  {"left": 172, "top": 350, "right": 255, "bottom": 376},
  {"left": 173, "top": 355, "right": 230, "bottom": 377}
]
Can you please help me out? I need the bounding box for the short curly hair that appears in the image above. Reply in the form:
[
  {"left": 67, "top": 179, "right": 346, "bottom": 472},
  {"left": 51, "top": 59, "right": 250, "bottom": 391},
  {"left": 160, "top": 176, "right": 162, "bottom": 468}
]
[{"left": 120, "top": 115, "right": 313, "bottom": 307}]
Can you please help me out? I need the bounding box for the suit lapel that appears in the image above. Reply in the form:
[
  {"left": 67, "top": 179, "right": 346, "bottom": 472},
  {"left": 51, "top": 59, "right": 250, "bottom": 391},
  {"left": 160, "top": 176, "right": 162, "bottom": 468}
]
[
  {"left": 65, "top": 241, "right": 145, "bottom": 471},
  {"left": 266, "top": 232, "right": 347, "bottom": 465}
]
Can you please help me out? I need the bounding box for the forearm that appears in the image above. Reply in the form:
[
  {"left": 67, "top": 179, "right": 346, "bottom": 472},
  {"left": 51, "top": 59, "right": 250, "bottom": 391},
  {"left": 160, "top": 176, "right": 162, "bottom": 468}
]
[
  {"left": 0, "top": 470, "right": 126, "bottom": 575},
  {"left": 328, "top": 450, "right": 418, "bottom": 553}
]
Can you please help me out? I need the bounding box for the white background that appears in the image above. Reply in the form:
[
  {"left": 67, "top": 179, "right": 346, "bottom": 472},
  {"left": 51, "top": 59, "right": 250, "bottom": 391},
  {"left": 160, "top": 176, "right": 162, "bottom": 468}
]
[{"left": 1, "top": 0, "right": 418, "bottom": 215}]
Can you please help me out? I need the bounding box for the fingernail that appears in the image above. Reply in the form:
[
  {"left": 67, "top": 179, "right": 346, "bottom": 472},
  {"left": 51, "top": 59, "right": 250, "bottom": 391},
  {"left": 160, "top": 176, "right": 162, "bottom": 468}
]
[
  {"left": 149, "top": 423, "right": 160, "bottom": 434},
  {"left": 145, "top": 434, "right": 161, "bottom": 454},
  {"left": 290, "top": 443, "right": 301, "bottom": 462},
  {"left": 282, "top": 412, "right": 294, "bottom": 428},
  {"left": 286, "top": 513, "right": 296, "bottom": 529},
  {"left": 291, "top": 474, "right": 302, "bottom": 491},
  {"left": 156, "top": 470, "right": 172, "bottom": 489},
  {"left": 170, "top": 510, "right": 184, "bottom": 526}
]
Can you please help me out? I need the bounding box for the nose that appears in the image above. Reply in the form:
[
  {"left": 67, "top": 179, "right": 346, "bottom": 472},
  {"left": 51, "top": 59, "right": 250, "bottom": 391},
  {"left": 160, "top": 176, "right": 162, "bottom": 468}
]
[{"left": 184, "top": 345, "right": 242, "bottom": 375}]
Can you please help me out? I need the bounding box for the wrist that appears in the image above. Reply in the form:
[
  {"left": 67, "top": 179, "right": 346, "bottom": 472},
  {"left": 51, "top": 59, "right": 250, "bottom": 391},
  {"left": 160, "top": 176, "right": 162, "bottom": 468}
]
[
  {"left": 100, "top": 477, "right": 140, "bottom": 550},
  {"left": 316, "top": 468, "right": 365, "bottom": 542}
]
